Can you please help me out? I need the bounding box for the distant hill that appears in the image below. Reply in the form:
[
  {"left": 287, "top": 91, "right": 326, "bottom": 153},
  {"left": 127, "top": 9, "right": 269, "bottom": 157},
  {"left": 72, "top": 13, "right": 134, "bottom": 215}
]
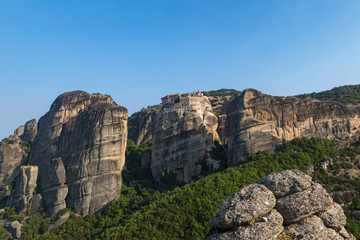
[{"left": 296, "top": 84, "right": 360, "bottom": 105}]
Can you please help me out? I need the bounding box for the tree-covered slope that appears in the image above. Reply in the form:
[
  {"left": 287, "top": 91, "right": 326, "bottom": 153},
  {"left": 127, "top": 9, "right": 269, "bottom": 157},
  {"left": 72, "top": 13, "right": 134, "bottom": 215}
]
[
  {"left": 296, "top": 84, "right": 360, "bottom": 105},
  {"left": 16, "top": 137, "right": 360, "bottom": 240}
]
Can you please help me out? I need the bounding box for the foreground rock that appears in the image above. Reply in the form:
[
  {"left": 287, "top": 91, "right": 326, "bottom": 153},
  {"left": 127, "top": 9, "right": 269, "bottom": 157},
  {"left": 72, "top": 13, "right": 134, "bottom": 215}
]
[
  {"left": 226, "top": 89, "right": 360, "bottom": 166},
  {"left": 206, "top": 170, "right": 356, "bottom": 240},
  {"left": 29, "top": 91, "right": 128, "bottom": 216},
  {"left": 208, "top": 184, "right": 276, "bottom": 230}
]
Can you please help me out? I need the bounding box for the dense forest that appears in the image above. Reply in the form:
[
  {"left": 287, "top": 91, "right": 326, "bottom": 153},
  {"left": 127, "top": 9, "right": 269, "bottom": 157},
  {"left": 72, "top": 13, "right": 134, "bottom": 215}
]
[{"left": 3, "top": 137, "right": 359, "bottom": 239}]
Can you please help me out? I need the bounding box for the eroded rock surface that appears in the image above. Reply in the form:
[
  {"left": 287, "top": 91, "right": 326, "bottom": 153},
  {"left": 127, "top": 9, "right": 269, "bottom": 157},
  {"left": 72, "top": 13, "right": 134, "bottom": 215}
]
[
  {"left": 151, "top": 96, "right": 218, "bottom": 182},
  {"left": 207, "top": 209, "right": 283, "bottom": 240},
  {"left": 29, "top": 91, "right": 128, "bottom": 216},
  {"left": 0, "top": 135, "right": 27, "bottom": 187},
  {"left": 4, "top": 220, "right": 22, "bottom": 239},
  {"left": 318, "top": 203, "right": 347, "bottom": 231},
  {"left": 128, "top": 108, "right": 160, "bottom": 145},
  {"left": 14, "top": 119, "right": 38, "bottom": 142},
  {"left": 258, "top": 169, "right": 312, "bottom": 198},
  {"left": 208, "top": 184, "right": 276, "bottom": 230},
  {"left": 206, "top": 170, "right": 356, "bottom": 240},
  {"left": 225, "top": 89, "right": 360, "bottom": 166},
  {"left": 279, "top": 216, "right": 343, "bottom": 240},
  {"left": 276, "top": 183, "right": 333, "bottom": 224},
  {"left": 7, "top": 166, "right": 38, "bottom": 212}
]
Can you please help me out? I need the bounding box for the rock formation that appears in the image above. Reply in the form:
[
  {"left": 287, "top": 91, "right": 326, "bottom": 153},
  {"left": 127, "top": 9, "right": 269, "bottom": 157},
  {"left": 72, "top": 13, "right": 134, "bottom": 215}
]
[
  {"left": 0, "top": 135, "right": 27, "bottom": 187},
  {"left": 28, "top": 91, "right": 128, "bottom": 216},
  {"left": 4, "top": 220, "right": 22, "bottom": 239},
  {"left": 151, "top": 96, "right": 219, "bottom": 182},
  {"left": 226, "top": 89, "right": 360, "bottom": 166},
  {"left": 128, "top": 108, "right": 160, "bottom": 145},
  {"left": 14, "top": 119, "right": 38, "bottom": 142},
  {"left": 6, "top": 166, "right": 38, "bottom": 212},
  {"left": 206, "top": 169, "right": 356, "bottom": 240}
]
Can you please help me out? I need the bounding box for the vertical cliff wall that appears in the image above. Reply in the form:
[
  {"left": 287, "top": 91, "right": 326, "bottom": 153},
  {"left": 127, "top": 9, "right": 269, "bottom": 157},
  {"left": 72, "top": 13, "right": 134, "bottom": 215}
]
[
  {"left": 226, "top": 89, "right": 360, "bottom": 166},
  {"left": 0, "top": 135, "right": 27, "bottom": 189},
  {"left": 128, "top": 108, "right": 160, "bottom": 145},
  {"left": 29, "top": 91, "right": 128, "bottom": 216},
  {"left": 151, "top": 96, "right": 218, "bottom": 182}
]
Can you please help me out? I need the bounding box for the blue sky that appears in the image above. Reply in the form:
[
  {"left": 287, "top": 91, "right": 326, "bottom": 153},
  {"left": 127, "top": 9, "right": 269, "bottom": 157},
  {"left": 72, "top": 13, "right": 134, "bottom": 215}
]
[{"left": 1, "top": 0, "right": 360, "bottom": 139}]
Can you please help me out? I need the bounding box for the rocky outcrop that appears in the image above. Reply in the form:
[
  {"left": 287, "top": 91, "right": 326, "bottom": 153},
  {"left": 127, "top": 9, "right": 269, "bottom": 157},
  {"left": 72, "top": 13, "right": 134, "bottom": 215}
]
[
  {"left": 47, "top": 211, "right": 70, "bottom": 232},
  {"left": 4, "top": 220, "right": 22, "bottom": 239},
  {"left": 14, "top": 119, "right": 38, "bottom": 142},
  {"left": 331, "top": 190, "right": 357, "bottom": 206},
  {"left": 208, "top": 184, "right": 276, "bottom": 230},
  {"left": 151, "top": 96, "right": 218, "bottom": 182},
  {"left": 128, "top": 108, "right": 160, "bottom": 145},
  {"left": 226, "top": 89, "right": 360, "bottom": 166},
  {"left": 6, "top": 166, "right": 38, "bottom": 212},
  {"left": 0, "top": 135, "right": 27, "bottom": 187},
  {"left": 29, "top": 91, "right": 128, "bottom": 216},
  {"left": 206, "top": 170, "right": 356, "bottom": 240}
]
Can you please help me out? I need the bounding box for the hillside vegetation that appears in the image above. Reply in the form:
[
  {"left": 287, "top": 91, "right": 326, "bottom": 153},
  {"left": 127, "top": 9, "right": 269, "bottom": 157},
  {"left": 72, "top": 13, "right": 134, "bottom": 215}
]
[
  {"left": 15, "top": 137, "right": 360, "bottom": 239},
  {"left": 296, "top": 84, "right": 360, "bottom": 105}
]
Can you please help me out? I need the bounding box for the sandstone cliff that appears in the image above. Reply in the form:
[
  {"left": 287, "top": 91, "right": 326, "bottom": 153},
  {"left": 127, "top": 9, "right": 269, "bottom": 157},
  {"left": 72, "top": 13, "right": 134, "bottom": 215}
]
[
  {"left": 206, "top": 170, "right": 356, "bottom": 240},
  {"left": 151, "top": 96, "right": 218, "bottom": 182},
  {"left": 28, "top": 91, "right": 128, "bottom": 216},
  {"left": 226, "top": 89, "right": 360, "bottom": 166}
]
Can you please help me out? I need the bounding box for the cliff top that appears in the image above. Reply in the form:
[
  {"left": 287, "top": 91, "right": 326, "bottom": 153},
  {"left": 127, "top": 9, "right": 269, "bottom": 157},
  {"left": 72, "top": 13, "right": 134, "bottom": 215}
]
[{"left": 49, "top": 90, "right": 127, "bottom": 113}]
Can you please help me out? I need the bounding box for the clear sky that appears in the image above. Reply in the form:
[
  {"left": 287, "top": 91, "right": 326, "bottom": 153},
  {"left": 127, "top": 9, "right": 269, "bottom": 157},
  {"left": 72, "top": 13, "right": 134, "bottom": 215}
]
[{"left": 1, "top": 0, "right": 360, "bottom": 139}]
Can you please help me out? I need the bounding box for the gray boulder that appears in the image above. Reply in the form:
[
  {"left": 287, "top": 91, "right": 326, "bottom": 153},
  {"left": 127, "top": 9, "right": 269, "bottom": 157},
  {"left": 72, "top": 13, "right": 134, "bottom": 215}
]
[
  {"left": 276, "top": 183, "right": 333, "bottom": 224},
  {"left": 318, "top": 203, "right": 347, "bottom": 231},
  {"left": 279, "top": 216, "right": 343, "bottom": 240},
  {"left": 206, "top": 170, "right": 356, "bottom": 240},
  {"left": 208, "top": 184, "right": 276, "bottom": 230},
  {"left": 207, "top": 209, "right": 283, "bottom": 240},
  {"left": 258, "top": 169, "right": 312, "bottom": 198}
]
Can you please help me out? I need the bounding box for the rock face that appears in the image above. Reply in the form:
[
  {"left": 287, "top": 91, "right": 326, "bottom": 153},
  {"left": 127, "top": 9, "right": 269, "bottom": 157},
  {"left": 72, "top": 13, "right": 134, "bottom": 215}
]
[
  {"left": 29, "top": 91, "right": 128, "bottom": 216},
  {"left": 226, "top": 89, "right": 360, "bottom": 166},
  {"left": 0, "top": 135, "right": 27, "bottom": 187},
  {"left": 128, "top": 108, "right": 160, "bottom": 145},
  {"left": 14, "top": 119, "right": 38, "bottom": 142},
  {"left": 206, "top": 170, "right": 356, "bottom": 240},
  {"left": 47, "top": 211, "right": 70, "bottom": 232},
  {"left": 4, "top": 220, "right": 22, "bottom": 239},
  {"left": 151, "top": 96, "right": 218, "bottom": 182},
  {"left": 7, "top": 166, "right": 38, "bottom": 212}
]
